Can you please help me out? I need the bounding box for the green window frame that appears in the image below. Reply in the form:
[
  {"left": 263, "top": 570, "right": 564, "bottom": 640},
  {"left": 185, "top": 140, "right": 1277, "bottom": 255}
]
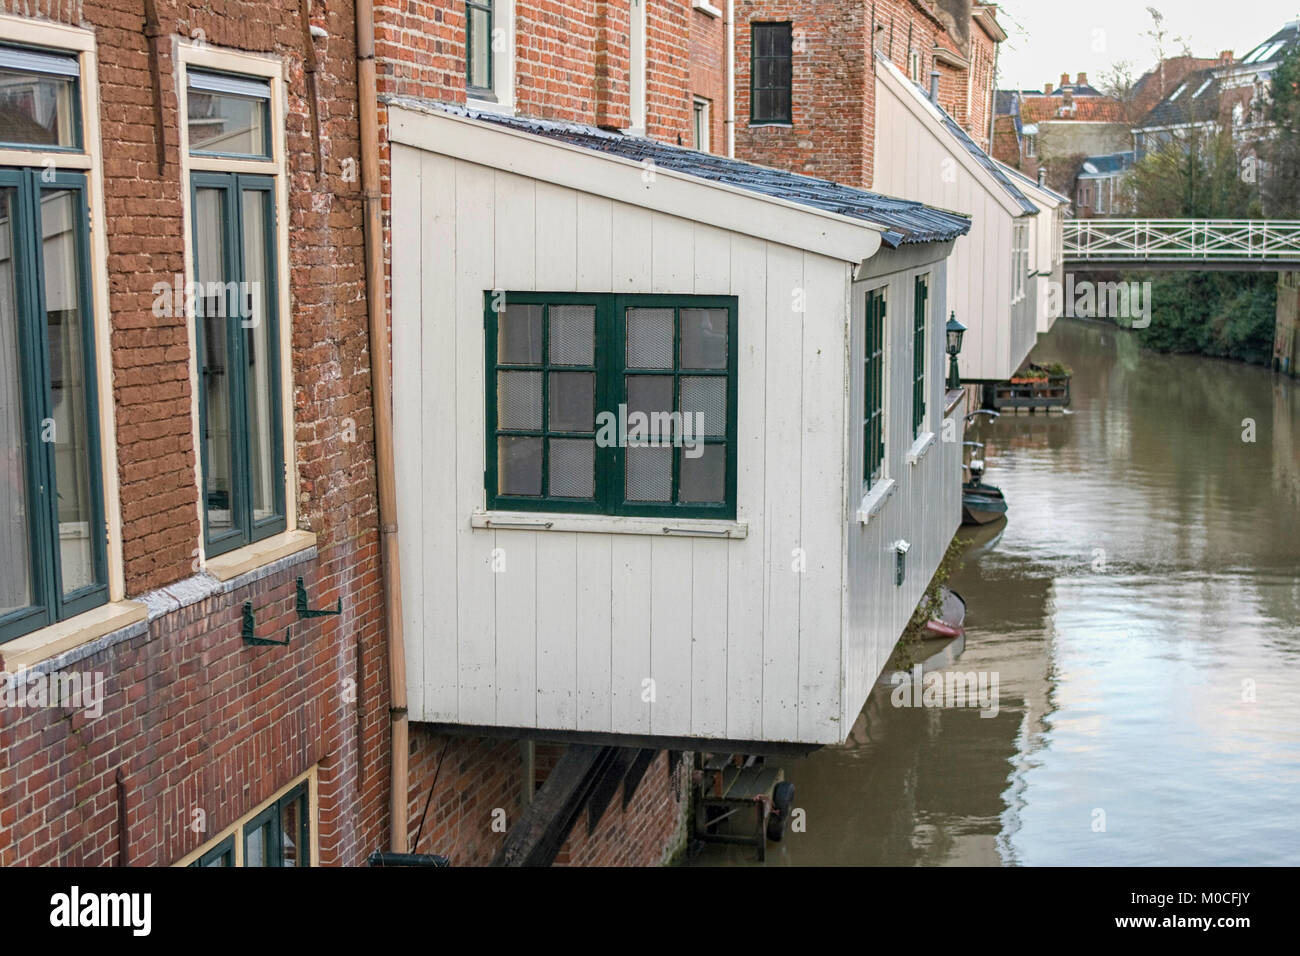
[
  {"left": 912, "top": 275, "right": 928, "bottom": 438},
  {"left": 466, "top": 0, "right": 495, "bottom": 98},
  {"left": 485, "top": 292, "right": 738, "bottom": 519},
  {"left": 1, "top": 167, "right": 108, "bottom": 644},
  {"left": 863, "top": 287, "right": 885, "bottom": 488},
  {"left": 190, "top": 172, "right": 286, "bottom": 557},
  {"left": 241, "top": 783, "right": 310, "bottom": 867},
  {"left": 750, "top": 22, "right": 793, "bottom": 125},
  {"left": 188, "top": 834, "right": 235, "bottom": 867}
]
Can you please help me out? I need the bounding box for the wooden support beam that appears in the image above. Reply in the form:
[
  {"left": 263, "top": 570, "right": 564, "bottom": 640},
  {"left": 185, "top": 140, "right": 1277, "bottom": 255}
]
[{"left": 492, "top": 744, "right": 615, "bottom": 867}]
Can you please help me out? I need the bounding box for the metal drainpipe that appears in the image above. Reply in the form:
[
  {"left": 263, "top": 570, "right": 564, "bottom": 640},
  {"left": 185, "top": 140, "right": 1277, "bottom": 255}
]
[
  {"left": 726, "top": 0, "right": 736, "bottom": 157},
  {"left": 354, "top": 0, "right": 409, "bottom": 854}
]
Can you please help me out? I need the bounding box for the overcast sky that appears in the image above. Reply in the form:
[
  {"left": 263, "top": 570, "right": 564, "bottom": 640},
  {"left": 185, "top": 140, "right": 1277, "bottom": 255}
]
[{"left": 994, "top": 0, "right": 1297, "bottom": 92}]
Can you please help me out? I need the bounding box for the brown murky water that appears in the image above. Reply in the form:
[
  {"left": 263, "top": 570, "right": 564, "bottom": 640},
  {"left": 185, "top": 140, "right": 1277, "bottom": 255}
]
[{"left": 694, "top": 317, "right": 1300, "bottom": 866}]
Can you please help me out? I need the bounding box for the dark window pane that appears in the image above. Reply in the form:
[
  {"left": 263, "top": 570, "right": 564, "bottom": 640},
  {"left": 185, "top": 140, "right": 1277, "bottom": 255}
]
[
  {"left": 681, "top": 308, "right": 727, "bottom": 368},
  {"left": 499, "top": 303, "right": 542, "bottom": 364},
  {"left": 498, "top": 436, "right": 542, "bottom": 496},
  {"left": 280, "top": 795, "right": 303, "bottom": 867},
  {"left": 240, "top": 189, "right": 277, "bottom": 524},
  {"left": 548, "top": 371, "right": 594, "bottom": 432},
  {"left": 194, "top": 187, "right": 235, "bottom": 536},
  {"left": 680, "top": 444, "right": 725, "bottom": 503},
  {"left": 625, "top": 375, "right": 674, "bottom": 423},
  {"left": 0, "top": 186, "right": 34, "bottom": 615}
]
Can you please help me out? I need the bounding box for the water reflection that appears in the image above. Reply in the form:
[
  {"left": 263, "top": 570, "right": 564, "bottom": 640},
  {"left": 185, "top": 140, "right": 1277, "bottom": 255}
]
[{"left": 694, "top": 317, "right": 1300, "bottom": 866}]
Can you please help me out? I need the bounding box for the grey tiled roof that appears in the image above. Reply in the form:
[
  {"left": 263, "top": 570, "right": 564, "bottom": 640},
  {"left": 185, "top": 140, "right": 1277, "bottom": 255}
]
[
  {"left": 413, "top": 102, "right": 972, "bottom": 248},
  {"left": 1137, "top": 68, "right": 1222, "bottom": 130}
]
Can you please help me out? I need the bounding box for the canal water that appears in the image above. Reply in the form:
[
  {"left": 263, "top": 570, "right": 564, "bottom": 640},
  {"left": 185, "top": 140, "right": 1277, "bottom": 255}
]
[{"left": 695, "top": 316, "right": 1300, "bottom": 866}]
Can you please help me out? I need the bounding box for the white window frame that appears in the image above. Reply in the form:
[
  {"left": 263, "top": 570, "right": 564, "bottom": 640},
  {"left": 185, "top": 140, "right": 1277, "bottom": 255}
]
[
  {"left": 176, "top": 41, "right": 298, "bottom": 568},
  {"left": 692, "top": 96, "right": 711, "bottom": 151},
  {"left": 628, "top": 0, "right": 648, "bottom": 134},
  {"left": 465, "top": 0, "right": 516, "bottom": 115},
  {"left": 0, "top": 15, "right": 124, "bottom": 611}
]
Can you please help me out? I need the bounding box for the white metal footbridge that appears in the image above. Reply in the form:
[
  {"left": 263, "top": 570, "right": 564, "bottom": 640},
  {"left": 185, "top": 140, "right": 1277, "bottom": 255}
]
[{"left": 1063, "top": 219, "right": 1300, "bottom": 271}]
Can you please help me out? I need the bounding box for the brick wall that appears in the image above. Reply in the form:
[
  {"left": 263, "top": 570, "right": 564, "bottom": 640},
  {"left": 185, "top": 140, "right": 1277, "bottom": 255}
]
[
  {"left": 689, "top": 3, "right": 727, "bottom": 151},
  {"left": 403, "top": 731, "right": 690, "bottom": 866},
  {"left": 1, "top": 0, "right": 388, "bottom": 865}
]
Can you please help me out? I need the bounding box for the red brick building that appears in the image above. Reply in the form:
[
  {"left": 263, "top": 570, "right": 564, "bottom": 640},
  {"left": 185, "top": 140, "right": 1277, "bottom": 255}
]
[{"left": 0, "top": 0, "right": 704, "bottom": 868}]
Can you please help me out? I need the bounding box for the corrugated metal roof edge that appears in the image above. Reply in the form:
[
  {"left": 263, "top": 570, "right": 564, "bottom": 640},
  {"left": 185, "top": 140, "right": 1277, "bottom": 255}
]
[{"left": 386, "top": 97, "right": 971, "bottom": 248}]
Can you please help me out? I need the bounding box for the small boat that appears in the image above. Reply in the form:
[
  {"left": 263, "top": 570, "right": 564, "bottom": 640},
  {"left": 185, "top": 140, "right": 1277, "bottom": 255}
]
[{"left": 961, "top": 455, "right": 1007, "bottom": 526}]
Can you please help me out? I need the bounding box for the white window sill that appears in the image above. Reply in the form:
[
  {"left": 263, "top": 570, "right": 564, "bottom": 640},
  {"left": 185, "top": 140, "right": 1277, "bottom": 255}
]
[
  {"left": 0, "top": 599, "right": 148, "bottom": 674},
  {"left": 472, "top": 510, "right": 748, "bottom": 539},
  {"left": 856, "top": 477, "right": 896, "bottom": 525},
  {"left": 907, "top": 431, "right": 936, "bottom": 465},
  {"left": 205, "top": 529, "right": 318, "bottom": 583},
  {"left": 692, "top": 0, "right": 723, "bottom": 17},
  {"left": 466, "top": 96, "right": 515, "bottom": 116}
]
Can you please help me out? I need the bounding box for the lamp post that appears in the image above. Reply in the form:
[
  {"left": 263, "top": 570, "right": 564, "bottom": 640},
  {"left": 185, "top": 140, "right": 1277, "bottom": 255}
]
[{"left": 946, "top": 312, "right": 966, "bottom": 390}]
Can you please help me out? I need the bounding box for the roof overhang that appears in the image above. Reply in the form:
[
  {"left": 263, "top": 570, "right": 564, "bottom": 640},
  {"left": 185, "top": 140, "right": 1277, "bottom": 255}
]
[
  {"left": 386, "top": 101, "right": 884, "bottom": 265},
  {"left": 973, "top": 5, "right": 1008, "bottom": 42},
  {"left": 994, "top": 159, "right": 1071, "bottom": 206},
  {"left": 932, "top": 45, "right": 970, "bottom": 69},
  {"left": 875, "top": 57, "right": 1033, "bottom": 219}
]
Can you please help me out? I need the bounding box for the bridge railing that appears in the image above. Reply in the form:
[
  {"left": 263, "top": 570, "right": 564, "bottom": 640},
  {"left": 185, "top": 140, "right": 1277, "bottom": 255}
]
[{"left": 1064, "top": 219, "right": 1300, "bottom": 261}]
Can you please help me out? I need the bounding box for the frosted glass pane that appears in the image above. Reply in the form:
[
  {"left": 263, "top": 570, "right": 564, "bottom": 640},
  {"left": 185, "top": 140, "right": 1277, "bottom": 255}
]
[
  {"left": 681, "top": 308, "right": 727, "bottom": 368},
  {"left": 626, "top": 307, "right": 674, "bottom": 368},
  {"left": 549, "top": 438, "right": 594, "bottom": 499},
  {"left": 626, "top": 445, "right": 671, "bottom": 502},
  {"left": 498, "top": 371, "right": 542, "bottom": 429},
  {"left": 548, "top": 304, "right": 594, "bottom": 365},
  {"left": 680, "top": 376, "right": 725, "bottom": 437}
]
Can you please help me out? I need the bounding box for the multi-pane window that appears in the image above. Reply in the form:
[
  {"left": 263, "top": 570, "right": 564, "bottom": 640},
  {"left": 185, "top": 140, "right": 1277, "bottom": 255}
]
[
  {"left": 863, "top": 288, "right": 886, "bottom": 488},
  {"left": 693, "top": 96, "right": 711, "bottom": 152},
  {"left": 912, "top": 276, "right": 928, "bottom": 438},
  {"left": 466, "top": 0, "right": 494, "bottom": 97},
  {"left": 186, "top": 782, "right": 310, "bottom": 867},
  {"left": 1, "top": 44, "right": 108, "bottom": 645},
  {"left": 486, "top": 293, "right": 737, "bottom": 519},
  {"left": 186, "top": 67, "right": 285, "bottom": 557},
  {"left": 1011, "top": 221, "right": 1028, "bottom": 303},
  {"left": 751, "top": 23, "right": 793, "bottom": 124}
]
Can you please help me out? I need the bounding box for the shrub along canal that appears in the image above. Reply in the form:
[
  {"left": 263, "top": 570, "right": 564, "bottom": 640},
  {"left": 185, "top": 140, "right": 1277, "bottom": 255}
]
[{"left": 693, "top": 316, "right": 1300, "bottom": 866}]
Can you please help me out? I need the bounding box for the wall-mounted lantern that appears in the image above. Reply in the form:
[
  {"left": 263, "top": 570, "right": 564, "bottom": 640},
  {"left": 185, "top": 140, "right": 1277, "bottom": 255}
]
[
  {"left": 893, "top": 539, "right": 911, "bottom": 586},
  {"left": 945, "top": 312, "right": 966, "bottom": 389}
]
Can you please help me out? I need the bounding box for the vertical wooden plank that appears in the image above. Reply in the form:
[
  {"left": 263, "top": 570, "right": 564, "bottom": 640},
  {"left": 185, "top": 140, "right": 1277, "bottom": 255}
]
[
  {"left": 797, "top": 255, "right": 846, "bottom": 741},
  {"left": 610, "top": 535, "right": 652, "bottom": 734},
  {"left": 535, "top": 532, "right": 578, "bottom": 729},
  {"left": 762, "top": 242, "right": 803, "bottom": 741},
  {"left": 455, "top": 159, "right": 498, "bottom": 724},
  {"left": 420, "top": 150, "right": 460, "bottom": 720},
  {"left": 575, "top": 193, "right": 613, "bottom": 290},
  {"left": 693, "top": 223, "right": 731, "bottom": 295},
  {"left": 535, "top": 182, "right": 578, "bottom": 291},
  {"left": 495, "top": 529, "right": 538, "bottom": 727},
  {"left": 650, "top": 212, "right": 694, "bottom": 293},
  {"left": 575, "top": 534, "right": 613, "bottom": 731},
  {"left": 649, "top": 536, "right": 692, "bottom": 737},
  {"left": 494, "top": 171, "right": 536, "bottom": 290},
  {"left": 726, "top": 232, "right": 767, "bottom": 741},
  {"left": 390, "top": 144, "right": 424, "bottom": 720},
  {"left": 690, "top": 537, "right": 728, "bottom": 737},
  {"left": 611, "top": 204, "right": 652, "bottom": 293}
]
